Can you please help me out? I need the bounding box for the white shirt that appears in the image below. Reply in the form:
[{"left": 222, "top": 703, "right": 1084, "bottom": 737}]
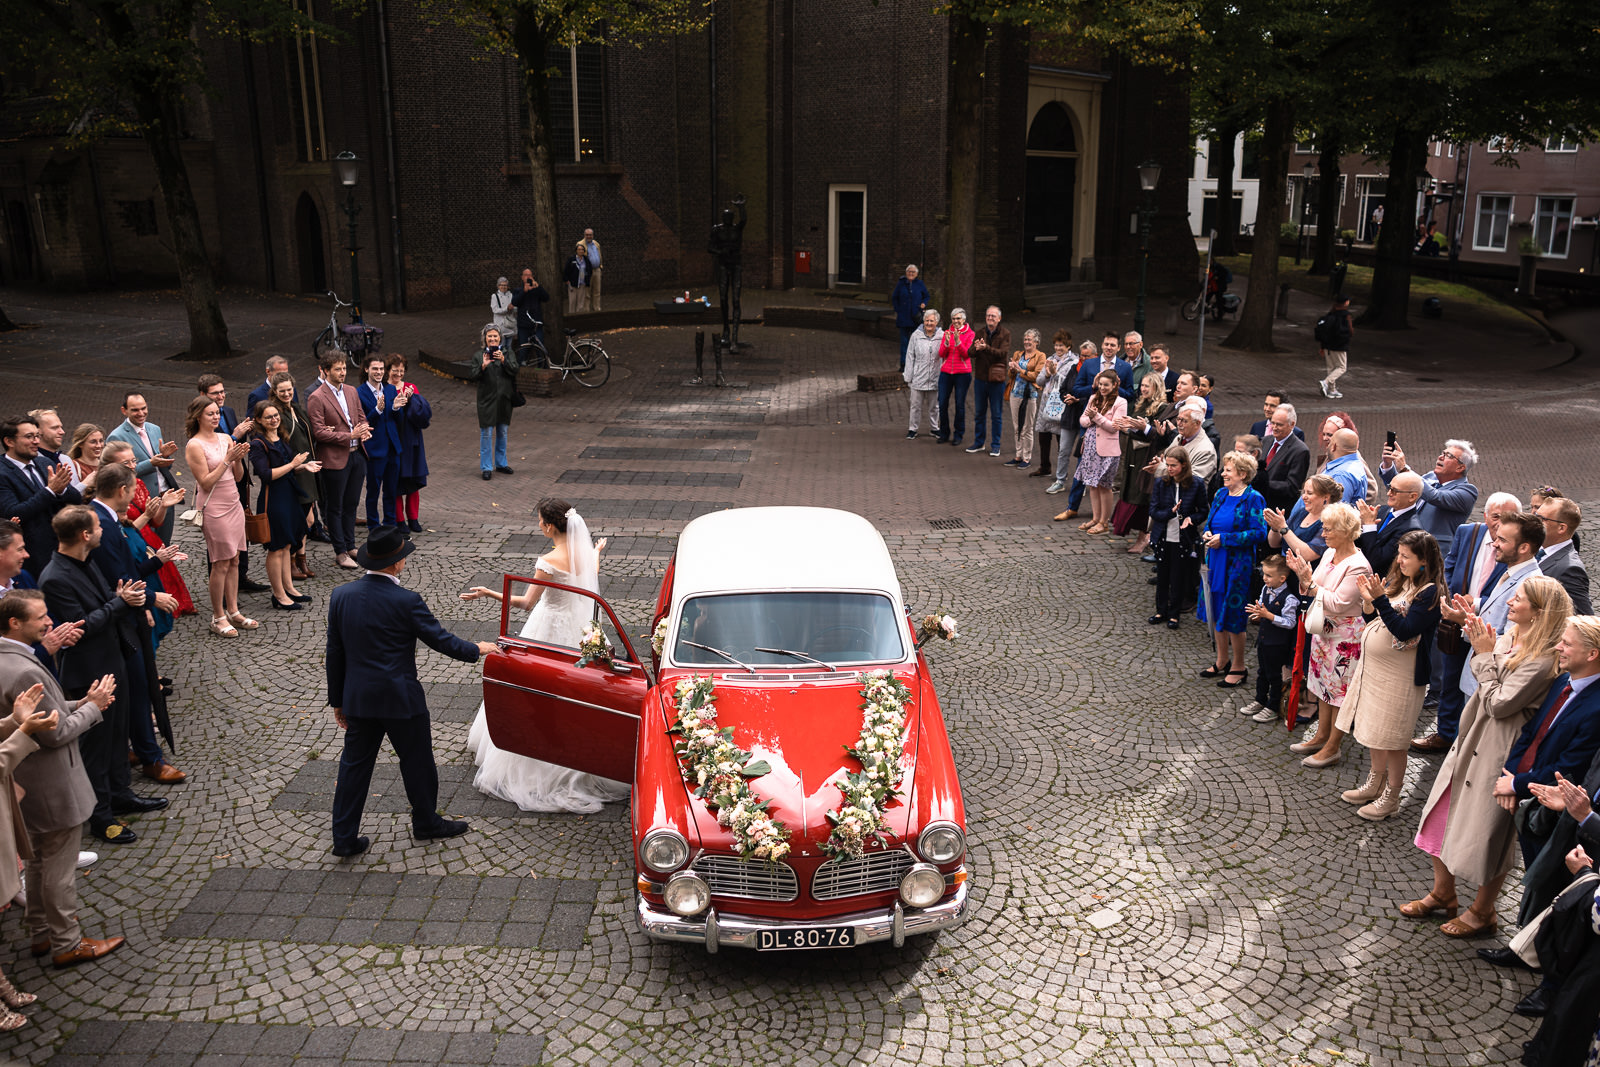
[
  {"left": 364, "top": 570, "right": 401, "bottom": 585},
  {"left": 330, "top": 385, "right": 358, "bottom": 449},
  {"left": 1540, "top": 538, "right": 1572, "bottom": 560},
  {"left": 5, "top": 454, "right": 54, "bottom": 494}
]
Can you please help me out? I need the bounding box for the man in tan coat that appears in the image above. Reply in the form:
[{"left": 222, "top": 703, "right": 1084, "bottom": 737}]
[{"left": 0, "top": 591, "right": 124, "bottom": 967}]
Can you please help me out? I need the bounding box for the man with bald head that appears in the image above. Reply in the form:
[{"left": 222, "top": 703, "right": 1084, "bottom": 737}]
[
  {"left": 1356, "top": 470, "right": 1424, "bottom": 577},
  {"left": 1414, "top": 493, "right": 1527, "bottom": 752},
  {"left": 1322, "top": 428, "right": 1368, "bottom": 509}
]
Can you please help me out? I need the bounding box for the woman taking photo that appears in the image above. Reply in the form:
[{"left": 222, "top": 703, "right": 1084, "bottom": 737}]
[
  {"left": 1265, "top": 474, "right": 1342, "bottom": 568},
  {"left": 1004, "top": 329, "right": 1046, "bottom": 469},
  {"left": 185, "top": 395, "right": 253, "bottom": 637},
  {"left": 903, "top": 309, "right": 942, "bottom": 440},
  {"left": 1075, "top": 368, "right": 1126, "bottom": 534},
  {"left": 468, "top": 323, "right": 519, "bottom": 480},
  {"left": 269, "top": 371, "right": 320, "bottom": 579},
  {"left": 386, "top": 355, "right": 431, "bottom": 532},
  {"left": 935, "top": 308, "right": 974, "bottom": 447},
  {"left": 1335, "top": 530, "right": 1445, "bottom": 820},
  {"left": 249, "top": 402, "right": 320, "bottom": 612},
  {"left": 1198, "top": 451, "right": 1268, "bottom": 686},
  {"left": 1285, "top": 502, "right": 1373, "bottom": 766},
  {"left": 1404, "top": 577, "right": 1570, "bottom": 937},
  {"left": 1148, "top": 445, "right": 1207, "bottom": 629}
]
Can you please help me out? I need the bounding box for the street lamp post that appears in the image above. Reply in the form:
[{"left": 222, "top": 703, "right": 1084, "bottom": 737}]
[
  {"left": 335, "top": 150, "right": 362, "bottom": 319},
  {"left": 1134, "top": 160, "right": 1161, "bottom": 337},
  {"left": 1295, "top": 162, "right": 1314, "bottom": 266}
]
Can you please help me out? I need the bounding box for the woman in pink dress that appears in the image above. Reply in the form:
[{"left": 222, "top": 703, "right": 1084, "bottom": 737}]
[{"left": 184, "top": 396, "right": 254, "bottom": 637}]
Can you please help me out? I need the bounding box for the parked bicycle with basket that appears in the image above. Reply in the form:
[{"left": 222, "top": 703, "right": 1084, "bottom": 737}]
[
  {"left": 516, "top": 328, "right": 611, "bottom": 388},
  {"left": 312, "top": 290, "right": 383, "bottom": 373}
]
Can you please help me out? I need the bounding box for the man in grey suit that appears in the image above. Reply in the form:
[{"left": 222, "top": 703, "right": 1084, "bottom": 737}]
[
  {"left": 104, "top": 391, "right": 180, "bottom": 544},
  {"left": 1378, "top": 437, "right": 1479, "bottom": 556},
  {"left": 0, "top": 591, "right": 125, "bottom": 967},
  {"left": 1537, "top": 497, "right": 1592, "bottom": 615}
]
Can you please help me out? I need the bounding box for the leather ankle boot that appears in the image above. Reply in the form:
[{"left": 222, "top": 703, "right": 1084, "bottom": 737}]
[{"left": 1341, "top": 771, "right": 1386, "bottom": 804}]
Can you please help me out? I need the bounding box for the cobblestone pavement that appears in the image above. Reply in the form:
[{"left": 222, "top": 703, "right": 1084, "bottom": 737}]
[{"left": 0, "top": 283, "right": 1597, "bottom": 1066}]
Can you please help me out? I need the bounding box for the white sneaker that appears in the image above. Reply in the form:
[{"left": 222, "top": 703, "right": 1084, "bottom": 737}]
[
  {"left": 1238, "top": 700, "right": 1264, "bottom": 716},
  {"left": 77, "top": 851, "right": 98, "bottom": 869},
  {"left": 1318, "top": 378, "right": 1332, "bottom": 398},
  {"left": 1252, "top": 705, "right": 1280, "bottom": 722},
  {"left": 1045, "top": 480, "right": 1066, "bottom": 494},
  {"left": 1329, "top": 389, "right": 1344, "bottom": 399}
]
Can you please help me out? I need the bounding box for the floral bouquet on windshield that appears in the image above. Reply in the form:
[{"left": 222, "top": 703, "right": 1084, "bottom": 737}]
[
  {"left": 915, "top": 611, "right": 959, "bottom": 649},
  {"left": 650, "top": 618, "right": 669, "bottom": 658},
  {"left": 575, "top": 621, "right": 614, "bottom": 668}
]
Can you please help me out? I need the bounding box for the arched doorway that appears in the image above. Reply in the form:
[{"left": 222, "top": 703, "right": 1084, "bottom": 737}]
[
  {"left": 1024, "top": 102, "right": 1078, "bottom": 284},
  {"left": 294, "top": 192, "right": 327, "bottom": 293},
  {"left": 4, "top": 201, "right": 38, "bottom": 282}
]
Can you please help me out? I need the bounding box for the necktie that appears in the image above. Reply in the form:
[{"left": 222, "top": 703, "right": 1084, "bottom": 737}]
[
  {"left": 1516, "top": 685, "right": 1572, "bottom": 774},
  {"left": 1378, "top": 512, "right": 1392, "bottom": 532},
  {"left": 23, "top": 464, "right": 44, "bottom": 492},
  {"left": 136, "top": 425, "right": 153, "bottom": 456},
  {"left": 1535, "top": 547, "right": 1546, "bottom": 561},
  {"left": 1265, "top": 439, "right": 1281, "bottom": 466}
]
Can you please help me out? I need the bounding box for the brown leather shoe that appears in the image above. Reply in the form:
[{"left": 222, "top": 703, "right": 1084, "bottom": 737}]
[
  {"left": 30, "top": 938, "right": 49, "bottom": 958},
  {"left": 292, "top": 551, "right": 314, "bottom": 579},
  {"left": 141, "top": 762, "right": 187, "bottom": 783},
  {"left": 53, "top": 936, "right": 125, "bottom": 968},
  {"left": 127, "top": 750, "right": 140, "bottom": 767},
  {"left": 1410, "top": 733, "right": 1452, "bottom": 753}
]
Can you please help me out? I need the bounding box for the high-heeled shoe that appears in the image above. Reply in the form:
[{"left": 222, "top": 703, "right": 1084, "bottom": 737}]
[
  {"left": 1217, "top": 669, "right": 1248, "bottom": 688},
  {"left": 1301, "top": 749, "right": 1344, "bottom": 768},
  {"left": 1199, "top": 663, "right": 1229, "bottom": 678},
  {"left": 272, "top": 599, "right": 305, "bottom": 611},
  {"left": 1398, "top": 893, "right": 1459, "bottom": 920},
  {"left": 0, "top": 975, "right": 37, "bottom": 1009}
]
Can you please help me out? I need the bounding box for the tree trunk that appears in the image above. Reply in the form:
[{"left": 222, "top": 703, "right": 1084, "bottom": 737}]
[
  {"left": 1359, "top": 124, "right": 1427, "bottom": 329},
  {"left": 1211, "top": 121, "right": 1239, "bottom": 257},
  {"left": 134, "top": 90, "right": 230, "bottom": 358},
  {"left": 513, "top": 11, "right": 563, "bottom": 345},
  {"left": 1309, "top": 141, "right": 1341, "bottom": 275},
  {"left": 1223, "top": 98, "right": 1292, "bottom": 352},
  {"left": 940, "top": 14, "right": 984, "bottom": 313}
]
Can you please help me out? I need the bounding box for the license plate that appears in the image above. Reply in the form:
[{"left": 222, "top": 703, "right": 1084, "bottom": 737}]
[{"left": 755, "top": 926, "right": 855, "bottom": 951}]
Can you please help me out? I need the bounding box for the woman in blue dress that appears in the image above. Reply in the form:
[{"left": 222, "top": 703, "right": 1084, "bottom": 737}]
[
  {"left": 1199, "top": 451, "right": 1268, "bottom": 688},
  {"left": 249, "top": 401, "right": 320, "bottom": 611}
]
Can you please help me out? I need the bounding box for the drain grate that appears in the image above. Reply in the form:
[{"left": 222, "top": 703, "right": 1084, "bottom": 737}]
[{"left": 929, "top": 517, "right": 967, "bottom": 530}]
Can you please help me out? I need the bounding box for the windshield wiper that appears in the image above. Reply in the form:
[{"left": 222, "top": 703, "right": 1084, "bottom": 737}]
[
  {"left": 681, "top": 640, "right": 757, "bottom": 674},
  {"left": 755, "top": 647, "right": 838, "bottom": 672}
]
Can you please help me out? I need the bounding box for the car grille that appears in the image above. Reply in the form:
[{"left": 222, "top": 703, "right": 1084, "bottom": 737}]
[
  {"left": 693, "top": 856, "right": 799, "bottom": 901},
  {"left": 811, "top": 849, "right": 913, "bottom": 900}
]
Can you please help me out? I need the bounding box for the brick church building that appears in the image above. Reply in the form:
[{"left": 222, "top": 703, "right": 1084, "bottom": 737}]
[{"left": 1, "top": 2, "right": 1195, "bottom": 315}]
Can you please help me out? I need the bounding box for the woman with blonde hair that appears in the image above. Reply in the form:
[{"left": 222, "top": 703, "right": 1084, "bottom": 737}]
[
  {"left": 66, "top": 424, "right": 104, "bottom": 486},
  {"left": 1402, "top": 576, "right": 1571, "bottom": 936},
  {"left": 1075, "top": 368, "right": 1125, "bottom": 534},
  {"left": 1285, "top": 502, "right": 1373, "bottom": 766}
]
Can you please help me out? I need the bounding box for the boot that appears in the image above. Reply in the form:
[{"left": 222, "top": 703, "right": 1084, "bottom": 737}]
[
  {"left": 293, "top": 550, "right": 314, "bottom": 580},
  {"left": 1341, "top": 770, "right": 1386, "bottom": 805},
  {"left": 1357, "top": 783, "right": 1402, "bottom": 821}
]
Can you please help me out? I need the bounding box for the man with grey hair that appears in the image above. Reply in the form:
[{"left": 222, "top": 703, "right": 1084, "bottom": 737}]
[
  {"left": 1413, "top": 492, "right": 1525, "bottom": 752},
  {"left": 1380, "top": 436, "right": 1479, "bottom": 556},
  {"left": 890, "top": 264, "right": 929, "bottom": 372},
  {"left": 966, "top": 305, "right": 1010, "bottom": 457},
  {"left": 248, "top": 356, "right": 293, "bottom": 416},
  {"left": 1122, "top": 330, "right": 1149, "bottom": 391},
  {"left": 1254, "top": 402, "right": 1310, "bottom": 511},
  {"left": 1173, "top": 406, "right": 1217, "bottom": 482}
]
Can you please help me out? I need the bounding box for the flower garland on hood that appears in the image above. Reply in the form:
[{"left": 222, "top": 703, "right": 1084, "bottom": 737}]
[
  {"left": 666, "top": 676, "right": 791, "bottom": 862},
  {"left": 822, "top": 670, "right": 912, "bottom": 860}
]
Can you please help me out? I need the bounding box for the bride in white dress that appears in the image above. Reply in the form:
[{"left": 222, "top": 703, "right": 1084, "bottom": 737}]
[{"left": 461, "top": 499, "right": 631, "bottom": 813}]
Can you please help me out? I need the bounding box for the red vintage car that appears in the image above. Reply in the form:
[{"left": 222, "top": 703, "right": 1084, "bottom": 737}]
[{"left": 481, "top": 506, "right": 970, "bottom": 951}]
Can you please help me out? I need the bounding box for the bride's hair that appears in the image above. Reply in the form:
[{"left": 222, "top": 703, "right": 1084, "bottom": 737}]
[{"left": 536, "top": 497, "right": 572, "bottom": 532}]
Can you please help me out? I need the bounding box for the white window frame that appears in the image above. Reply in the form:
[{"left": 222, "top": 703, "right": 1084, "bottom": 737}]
[
  {"left": 827, "top": 184, "right": 868, "bottom": 287},
  {"left": 1487, "top": 136, "right": 1517, "bottom": 154},
  {"left": 1293, "top": 139, "right": 1317, "bottom": 154},
  {"left": 1473, "top": 194, "right": 1514, "bottom": 252},
  {"left": 1544, "top": 133, "right": 1580, "bottom": 153},
  {"left": 1533, "top": 196, "right": 1574, "bottom": 258}
]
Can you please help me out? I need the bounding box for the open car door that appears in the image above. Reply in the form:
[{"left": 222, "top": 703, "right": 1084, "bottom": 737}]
[{"left": 481, "top": 574, "right": 647, "bottom": 784}]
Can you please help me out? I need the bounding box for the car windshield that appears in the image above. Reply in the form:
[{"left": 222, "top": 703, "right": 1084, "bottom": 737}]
[{"left": 672, "top": 592, "right": 904, "bottom": 666}]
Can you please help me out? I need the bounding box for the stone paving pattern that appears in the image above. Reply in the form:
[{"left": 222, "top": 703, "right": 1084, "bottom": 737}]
[{"left": 0, "top": 282, "right": 1597, "bottom": 1065}]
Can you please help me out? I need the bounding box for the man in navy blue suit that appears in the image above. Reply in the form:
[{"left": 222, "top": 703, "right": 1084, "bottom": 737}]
[
  {"left": 0, "top": 416, "right": 83, "bottom": 577},
  {"left": 356, "top": 355, "right": 402, "bottom": 530},
  {"left": 327, "top": 527, "right": 497, "bottom": 857}
]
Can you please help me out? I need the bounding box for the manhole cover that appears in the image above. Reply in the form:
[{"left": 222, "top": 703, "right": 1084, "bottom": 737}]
[{"left": 929, "top": 518, "right": 966, "bottom": 530}]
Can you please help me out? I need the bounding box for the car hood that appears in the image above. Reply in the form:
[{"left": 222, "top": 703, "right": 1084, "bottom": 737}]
[{"left": 673, "top": 676, "right": 918, "bottom": 855}]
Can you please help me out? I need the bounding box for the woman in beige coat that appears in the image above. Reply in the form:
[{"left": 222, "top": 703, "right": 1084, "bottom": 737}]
[
  {"left": 1400, "top": 576, "right": 1570, "bottom": 937},
  {"left": 0, "top": 684, "right": 61, "bottom": 1030}
]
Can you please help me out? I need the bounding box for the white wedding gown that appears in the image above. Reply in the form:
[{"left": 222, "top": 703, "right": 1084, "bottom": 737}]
[{"left": 467, "top": 549, "right": 631, "bottom": 813}]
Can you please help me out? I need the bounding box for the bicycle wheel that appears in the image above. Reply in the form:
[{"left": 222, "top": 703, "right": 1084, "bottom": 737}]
[
  {"left": 571, "top": 341, "right": 610, "bottom": 388},
  {"left": 1180, "top": 299, "right": 1201, "bottom": 322},
  {"left": 312, "top": 326, "right": 337, "bottom": 362}
]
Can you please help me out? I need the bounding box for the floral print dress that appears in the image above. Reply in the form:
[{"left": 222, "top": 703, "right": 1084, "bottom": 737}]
[{"left": 1304, "top": 550, "right": 1373, "bottom": 706}]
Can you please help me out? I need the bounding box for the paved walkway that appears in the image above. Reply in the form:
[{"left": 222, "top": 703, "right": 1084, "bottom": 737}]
[{"left": 0, "top": 282, "right": 1596, "bottom": 1066}]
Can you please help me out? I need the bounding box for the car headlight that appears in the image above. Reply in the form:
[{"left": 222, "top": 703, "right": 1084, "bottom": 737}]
[
  {"left": 663, "top": 871, "right": 711, "bottom": 917},
  {"left": 640, "top": 828, "right": 690, "bottom": 874},
  {"left": 899, "top": 863, "right": 945, "bottom": 909},
  {"left": 917, "top": 822, "right": 966, "bottom": 863}
]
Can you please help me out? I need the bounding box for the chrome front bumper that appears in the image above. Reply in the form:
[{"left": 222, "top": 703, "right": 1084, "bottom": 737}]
[{"left": 636, "top": 880, "right": 970, "bottom": 952}]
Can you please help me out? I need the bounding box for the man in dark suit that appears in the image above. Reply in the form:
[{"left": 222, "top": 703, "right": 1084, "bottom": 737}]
[
  {"left": 326, "top": 527, "right": 496, "bottom": 857},
  {"left": 1355, "top": 470, "right": 1424, "bottom": 578},
  {"left": 1536, "top": 497, "right": 1592, "bottom": 615},
  {"left": 1252, "top": 402, "right": 1311, "bottom": 512},
  {"left": 0, "top": 417, "right": 83, "bottom": 578},
  {"left": 0, "top": 591, "right": 126, "bottom": 967},
  {"left": 246, "top": 356, "right": 294, "bottom": 417},
  {"left": 87, "top": 464, "right": 186, "bottom": 784},
  {"left": 198, "top": 375, "right": 267, "bottom": 593},
  {"left": 1248, "top": 389, "right": 1305, "bottom": 442},
  {"left": 0, "top": 520, "right": 82, "bottom": 673},
  {"left": 357, "top": 355, "right": 401, "bottom": 530},
  {"left": 38, "top": 506, "right": 165, "bottom": 843}
]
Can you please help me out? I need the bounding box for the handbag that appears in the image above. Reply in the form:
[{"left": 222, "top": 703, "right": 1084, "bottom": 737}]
[
  {"left": 1110, "top": 501, "right": 1147, "bottom": 536},
  {"left": 1436, "top": 618, "right": 1465, "bottom": 656},
  {"left": 244, "top": 481, "right": 270, "bottom": 545},
  {"left": 1304, "top": 590, "right": 1328, "bottom": 636},
  {"left": 511, "top": 388, "right": 527, "bottom": 408},
  {"left": 1041, "top": 388, "right": 1066, "bottom": 425}
]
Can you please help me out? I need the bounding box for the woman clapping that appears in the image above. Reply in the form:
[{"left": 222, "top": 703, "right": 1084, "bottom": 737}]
[
  {"left": 1285, "top": 503, "right": 1373, "bottom": 766},
  {"left": 248, "top": 402, "right": 320, "bottom": 612}
]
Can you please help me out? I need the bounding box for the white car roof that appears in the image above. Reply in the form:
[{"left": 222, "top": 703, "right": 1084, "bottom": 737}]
[{"left": 672, "top": 507, "right": 902, "bottom": 600}]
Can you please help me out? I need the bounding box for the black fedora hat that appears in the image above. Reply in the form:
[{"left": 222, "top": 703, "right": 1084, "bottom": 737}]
[{"left": 354, "top": 526, "right": 416, "bottom": 569}]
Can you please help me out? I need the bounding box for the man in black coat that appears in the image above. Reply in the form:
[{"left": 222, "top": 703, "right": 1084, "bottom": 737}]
[
  {"left": 1252, "top": 402, "right": 1311, "bottom": 512},
  {"left": 0, "top": 416, "right": 83, "bottom": 578},
  {"left": 326, "top": 528, "right": 497, "bottom": 858},
  {"left": 38, "top": 506, "right": 165, "bottom": 843},
  {"left": 1356, "top": 470, "right": 1424, "bottom": 578}
]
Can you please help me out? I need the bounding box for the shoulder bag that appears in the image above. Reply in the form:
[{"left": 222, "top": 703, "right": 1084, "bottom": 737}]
[{"left": 244, "top": 480, "right": 270, "bottom": 545}]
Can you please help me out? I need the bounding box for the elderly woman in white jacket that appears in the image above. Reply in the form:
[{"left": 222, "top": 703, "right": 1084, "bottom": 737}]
[{"left": 904, "top": 308, "right": 943, "bottom": 439}]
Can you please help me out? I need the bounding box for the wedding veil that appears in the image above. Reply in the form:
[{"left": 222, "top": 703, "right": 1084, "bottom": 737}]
[{"left": 566, "top": 508, "right": 599, "bottom": 595}]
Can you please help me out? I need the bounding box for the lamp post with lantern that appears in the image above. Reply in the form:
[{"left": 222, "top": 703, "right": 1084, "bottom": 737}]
[
  {"left": 1134, "top": 160, "right": 1161, "bottom": 337},
  {"left": 335, "top": 150, "right": 362, "bottom": 319}
]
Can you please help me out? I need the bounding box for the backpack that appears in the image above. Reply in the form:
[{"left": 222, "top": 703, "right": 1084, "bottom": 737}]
[
  {"left": 1313, "top": 315, "right": 1333, "bottom": 346},
  {"left": 1315, "top": 308, "right": 1351, "bottom": 349}
]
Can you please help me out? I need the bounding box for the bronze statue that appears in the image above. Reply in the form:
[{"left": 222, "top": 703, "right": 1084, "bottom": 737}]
[{"left": 708, "top": 194, "right": 747, "bottom": 358}]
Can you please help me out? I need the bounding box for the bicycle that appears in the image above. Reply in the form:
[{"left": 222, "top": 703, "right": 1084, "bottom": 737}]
[
  {"left": 516, "top": 327, "right": 611, "bottom": 388},
  {"left": 312, "top": 291, "right": 383, "bottom": 372}
]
